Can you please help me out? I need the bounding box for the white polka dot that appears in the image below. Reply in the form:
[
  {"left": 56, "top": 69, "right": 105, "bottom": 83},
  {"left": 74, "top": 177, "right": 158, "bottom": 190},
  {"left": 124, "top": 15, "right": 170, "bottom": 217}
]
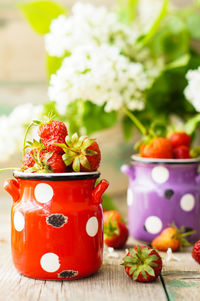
[
  {"left": 180, "top": 194, "right": 195, "bottom": 212},
  {"left": 145, "top": 216, "right": 162, "bottom": 234},
  {"left": 40, "top": 253, "right": 60, "bottom": 273},
  {"left": 127, "top": 188, "right": 133, "bottom": 206},
  {"left": 34, "top": 183, "right": 53, "bottom": 204},
  {"left": 14, "top": 211, "right": 25, "bottom": 232},
  {"left": 152, "top": 166, "right": 169, "bottom": 184},
  {"left": 86, "top": 217, "right": 98, "bottom": 237}
]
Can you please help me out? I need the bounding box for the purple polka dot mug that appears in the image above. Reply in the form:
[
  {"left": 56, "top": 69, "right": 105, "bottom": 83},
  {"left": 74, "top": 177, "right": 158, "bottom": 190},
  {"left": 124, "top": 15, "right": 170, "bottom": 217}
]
[{"left": 121, "top": 155, "right": 200, "bottom": 242}]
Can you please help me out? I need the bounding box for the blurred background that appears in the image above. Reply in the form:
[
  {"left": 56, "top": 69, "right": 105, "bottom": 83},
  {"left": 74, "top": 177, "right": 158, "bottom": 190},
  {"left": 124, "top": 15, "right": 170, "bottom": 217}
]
[{"left": 0, "top": 0, "right": 195, "bottom": 205}]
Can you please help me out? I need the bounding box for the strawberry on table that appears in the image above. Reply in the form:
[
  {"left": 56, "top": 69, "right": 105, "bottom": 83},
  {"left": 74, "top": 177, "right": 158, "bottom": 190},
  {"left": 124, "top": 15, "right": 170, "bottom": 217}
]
[
  {"left": 122, "top": 246, "right": 162, "bottom": 282},
  {"left": 57, "top": 133, "right": 101, "bottom": 172},
  {"left": 104, "top": 216, "right": 128, "bottom": 249},
  {"left": 192, "top": 240, "right": 200, "bottom": 264},
  {"left": 103, "top": 210, "right": 122, "bottom": 225},
  {"left": 151, "top": 224, "right": 195, "bottom": 252},
  {"left": 140, "top": 138, "right": 173, "bottom": 159},
  {"left": 170, "top": 132, "right": 191, "bottom": 148}
]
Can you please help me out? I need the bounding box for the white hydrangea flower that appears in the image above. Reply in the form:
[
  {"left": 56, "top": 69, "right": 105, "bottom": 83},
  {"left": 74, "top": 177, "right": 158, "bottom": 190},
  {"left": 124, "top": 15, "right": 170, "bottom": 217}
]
[
  {"left": 48, "top": 44, "right": 149, "bottom": 114},
  {"left": 0, "top": 104, "right": 43, "bottom": 163},
  {"left": 184, "top": 67, "right": 200, "bottom": 112}
]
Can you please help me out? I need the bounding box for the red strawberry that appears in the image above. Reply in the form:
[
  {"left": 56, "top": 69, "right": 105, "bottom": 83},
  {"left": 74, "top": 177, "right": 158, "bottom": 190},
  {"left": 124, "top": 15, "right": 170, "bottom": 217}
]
[
  {"left": 170, "top": 132, "right": 191, "bottom": 148},
  {"left": 122, "top": 246, "right": 162, "bottom": 282},
  {"left": 22, "top": 149, "right": 35, "bottom": 168},
  {"left": 140, "top": 138, "right": 173, "bottom": 159},
  {"left": 192, "top": 240, "right": 200, "bottom": 264},
  {"left": 41, "top": 134, "right": 67, "bottom": 155},
  {"left": 104, "top": 217, "right": 128, "bottom": 249},
  {"left": 23, "top": 149, "right": 67, "bottom": 173},
  {"left": 103, "top": 210, "right": 122, "bottom": 225},
  {"left": 58, "top": 133, "right": 101, "bottom": 172},
  {"left": 173, "top": 145, "right": 191, "bottom": 159},
  {"left": 38, "top": 120, "right": 68, "bottom": 154},
  {"left": 38, "top": 120, "right": 67, "bottom": 139},
  {"left": 40, "top": 151, "right": 67, "bottom": 173},
  {"left": 151, "top": 224, "right": 194, "bottom": 252}
]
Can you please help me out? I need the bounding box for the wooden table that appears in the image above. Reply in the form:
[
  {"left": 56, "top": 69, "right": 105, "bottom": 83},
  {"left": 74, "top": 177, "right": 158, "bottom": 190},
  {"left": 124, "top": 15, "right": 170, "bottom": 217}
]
[{"left": 0, "top": 197, "right": 200, "bottom": 301}]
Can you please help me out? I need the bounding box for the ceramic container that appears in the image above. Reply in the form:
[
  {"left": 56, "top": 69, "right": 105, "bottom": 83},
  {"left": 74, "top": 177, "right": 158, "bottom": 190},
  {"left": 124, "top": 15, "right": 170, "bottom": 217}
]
[
  {"left": 121, "top": 155, "right": 200, "bottom": 242},
  {"left": 4, "top": 171, "right": 109, "bottom": 280}
]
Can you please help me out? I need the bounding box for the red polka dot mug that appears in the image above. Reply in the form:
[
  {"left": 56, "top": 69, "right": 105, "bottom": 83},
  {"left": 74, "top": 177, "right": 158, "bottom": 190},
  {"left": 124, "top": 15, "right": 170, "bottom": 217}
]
[{"left": 4, "top": 171, "right": 109, "bottom": 280}]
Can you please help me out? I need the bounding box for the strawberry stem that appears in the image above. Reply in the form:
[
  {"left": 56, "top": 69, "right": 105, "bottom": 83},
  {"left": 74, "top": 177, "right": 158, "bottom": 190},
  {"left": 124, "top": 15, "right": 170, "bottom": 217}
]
[
  {"left": 0, "top": 168, "right": 20, "bottom": 171},
  {"left": 124, "top": 108, "right": 147, "bottom": 136}
]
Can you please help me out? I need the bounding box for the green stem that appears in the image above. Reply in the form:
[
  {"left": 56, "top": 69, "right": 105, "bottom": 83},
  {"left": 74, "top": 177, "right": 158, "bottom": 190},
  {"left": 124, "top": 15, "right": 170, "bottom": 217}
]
[
  {"left": 22, "top": 122, "right": 34, "bottom": 159},
  {"left": 124, "top": 108, "right": 147, "bottom": 136},
  {"left": 0, "top": 168, "right": 20, "bottom": 172}
]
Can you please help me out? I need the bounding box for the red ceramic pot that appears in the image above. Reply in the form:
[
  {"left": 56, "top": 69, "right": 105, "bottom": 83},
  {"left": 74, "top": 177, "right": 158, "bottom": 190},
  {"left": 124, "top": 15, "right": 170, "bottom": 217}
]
[{"left": 4, "top": 171, "right": 109, "bottom": 280}]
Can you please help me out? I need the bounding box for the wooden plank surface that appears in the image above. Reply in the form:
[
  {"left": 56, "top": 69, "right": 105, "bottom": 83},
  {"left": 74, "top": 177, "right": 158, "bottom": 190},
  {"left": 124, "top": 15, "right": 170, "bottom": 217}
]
[
  {"left": 0, "top": 197, "right": 167, "bottom": 301},
  {"left": 1, "top": 196, "right": 200, "bottom": 301}
]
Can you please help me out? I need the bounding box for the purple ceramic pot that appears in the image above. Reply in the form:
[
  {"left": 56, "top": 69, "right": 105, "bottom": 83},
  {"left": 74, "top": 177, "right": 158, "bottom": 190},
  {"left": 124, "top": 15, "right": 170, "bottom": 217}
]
[{"left": 121, "top": 155, "right": 200, "bottom": 242}]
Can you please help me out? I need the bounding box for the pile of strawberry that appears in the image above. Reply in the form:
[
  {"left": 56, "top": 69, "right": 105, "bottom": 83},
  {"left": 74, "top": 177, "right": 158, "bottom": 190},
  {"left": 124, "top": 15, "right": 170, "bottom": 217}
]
[
  {"left": 22, "top": 119, "right": 101, "bottom": 173},
  {"left": 140, "top": 132, "right": 192, "bottom": 159}
]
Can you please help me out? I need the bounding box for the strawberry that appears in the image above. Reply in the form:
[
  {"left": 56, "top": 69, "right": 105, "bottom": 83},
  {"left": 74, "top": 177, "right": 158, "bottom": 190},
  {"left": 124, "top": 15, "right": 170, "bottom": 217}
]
[
  {"left": 40, "top": 151, "right": 67, "bottom": 173},
  {"left": 122, "top": 246, "right": 162, "bottom": 282},
  {"left": 23, "top": 149, "right": 67, "bottom": 173},
  {"left": 151, "top": 224, "right": 195, "bottom": 252},
  {"left": 140, "top": 138, "right": 173, "bottom": 159},
  {"left": 103, "top": 210, "right": 122, "bottom": 225},
  {"left": 41, "top": 134, "right": 67, "bottom": 155},
  {"left": 192, "top": 240, "right": 200, "bottom": 264},
  {"left": 104, "top": 217, "right": 128, "bottom": 249},
  {"left": 57, "top": 133, "right": 101, "bottom": 172},
  {"left": 38, "top": 120, "right": 68, "bottom": 154},
  {"left": 22, "top": 149, "right": 35, "bottom": 168},
  {"left": 22, "top": 139, "right": 45, "bottom": 168},
  {"left": 170, "top": 132, "right": 191, "bottom": 148},
  {"left": 38, "top": 120, "right": 67, "bottom": 139},
  {"left": 173, "top": 145, "right": 191, "bottom": 159}
]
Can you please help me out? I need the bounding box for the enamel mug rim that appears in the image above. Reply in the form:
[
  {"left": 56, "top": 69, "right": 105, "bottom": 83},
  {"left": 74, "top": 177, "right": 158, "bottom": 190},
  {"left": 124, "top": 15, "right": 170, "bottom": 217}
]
[
  {"left": 131, "top": 154, "right": 200, "bottom": 165},
  {"left": 13, "top": 170, "right": 100, "bottom": 181}
]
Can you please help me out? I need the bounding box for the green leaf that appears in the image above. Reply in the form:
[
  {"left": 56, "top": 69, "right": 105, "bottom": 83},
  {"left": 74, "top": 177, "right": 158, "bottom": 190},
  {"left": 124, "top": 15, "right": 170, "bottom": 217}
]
[
  {"left": 185, "top": 12, "right": 200, "bottom": 40},
  {"left": 102, "top": 194, "right": 117, "bottom": 211},
  {"left": 46, "top": 55, "right": 65, "bottom": 80},
  {"left": 138, "top": 0, "right": 169, "bottom": 46},
  {"left": 165, "top": 54, "right": 190, "bottom": 71},
  {"left": 82, "top": 101, "right": 118, "bottom": 135},
  {"left": 185, "top": 114, "right": 200, "bottom": 135},
  {"left": 18, "top": 0, "right": 67, "bottom": 35}
]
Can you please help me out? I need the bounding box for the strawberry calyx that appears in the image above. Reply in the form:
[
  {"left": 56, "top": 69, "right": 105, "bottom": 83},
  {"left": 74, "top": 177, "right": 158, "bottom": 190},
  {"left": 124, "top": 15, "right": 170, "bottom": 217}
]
[
  {"left": 122, "top": 246, "right": 158, "bottom": 281},
  {"left": 22, "top": 149, "right": 54, "bottom": 173},
  {"left": 104, "top": 216, "right": 120, "bottom": 239},
  {"left": 170, "top": 223, "right": 195, "bottom": 249},
  {"left": 56, "top": 133, "right": 97, "bottom": 172}
]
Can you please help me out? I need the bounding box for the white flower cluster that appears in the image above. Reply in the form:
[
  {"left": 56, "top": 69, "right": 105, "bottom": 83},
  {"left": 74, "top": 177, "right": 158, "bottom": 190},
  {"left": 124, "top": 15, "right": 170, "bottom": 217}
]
[
  {"left": 45, "top": 2, "right": 139, "bottom": 58},
  {"left": 184, "top": 67, "right": 200, "bottom": 112},
  {"left": 0, "top": 104, "right": 43, "bottom": 162},
  {"left": 48, "top": 45, "right": 149, "bottom": 113}
]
